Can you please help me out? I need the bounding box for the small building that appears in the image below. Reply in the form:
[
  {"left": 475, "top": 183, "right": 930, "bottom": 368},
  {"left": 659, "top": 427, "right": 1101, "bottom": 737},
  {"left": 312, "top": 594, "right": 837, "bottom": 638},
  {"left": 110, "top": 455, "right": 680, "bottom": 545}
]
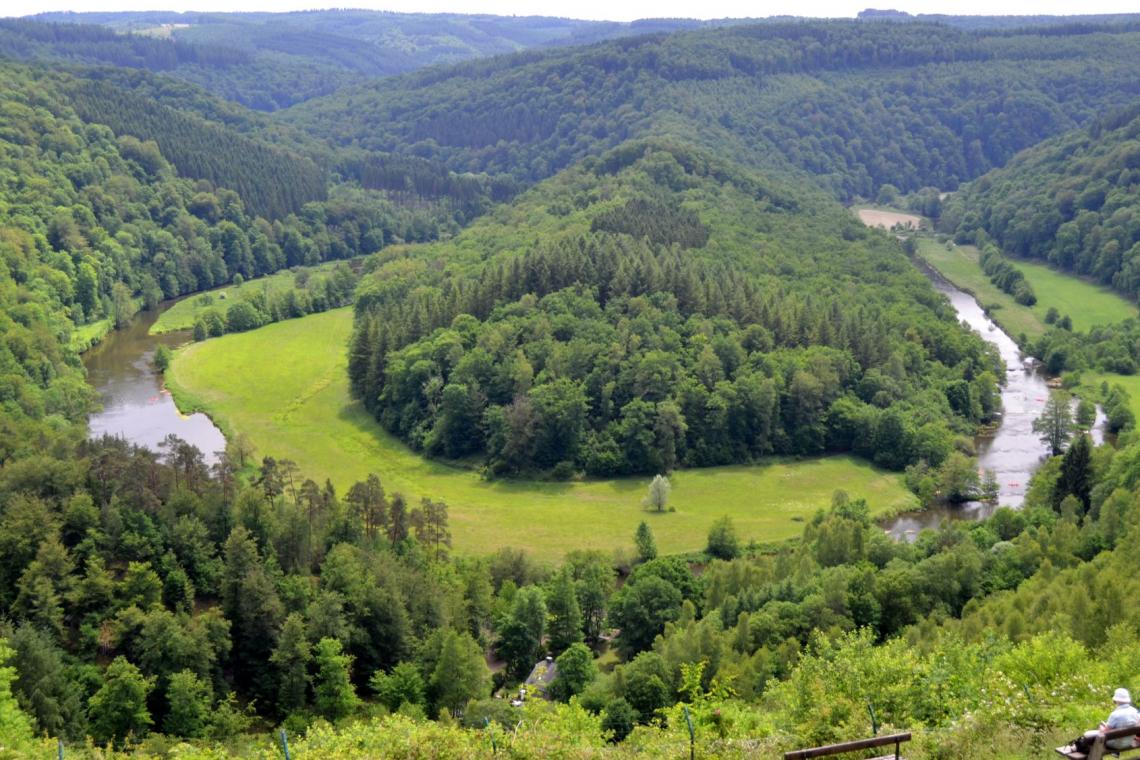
[{"left": 521, "top": 656, "right": 558, "bottom": 701}]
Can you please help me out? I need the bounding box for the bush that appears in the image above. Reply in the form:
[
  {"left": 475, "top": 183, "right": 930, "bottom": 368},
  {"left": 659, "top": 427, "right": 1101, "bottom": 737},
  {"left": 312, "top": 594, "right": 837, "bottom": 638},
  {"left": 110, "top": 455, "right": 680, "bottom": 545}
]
[
  {"left": 706, "top": 516, "right": 739, "bottom": 560},
  {"left": 601, "top": 697, "right": 635, "bottom": 742}
]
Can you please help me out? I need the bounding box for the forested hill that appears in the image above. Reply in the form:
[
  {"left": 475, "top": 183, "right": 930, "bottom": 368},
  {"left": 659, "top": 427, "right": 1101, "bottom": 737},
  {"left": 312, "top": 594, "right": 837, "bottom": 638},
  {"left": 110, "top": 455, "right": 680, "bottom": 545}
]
[
  {"left": 11, "top": 12, "right": 736, "bottom": 111},
  {"left": 857, "top": 9, "right": 1140, "bottom": 29},
  {"left": 281, "top": 20, "right": 1140, "bottom": 201},
  {"left": 348, "top": 139, "right": 1000, "bottom": 478},
  {"left": 943, "top": 104, "right": 1140, "bottom": 301}
]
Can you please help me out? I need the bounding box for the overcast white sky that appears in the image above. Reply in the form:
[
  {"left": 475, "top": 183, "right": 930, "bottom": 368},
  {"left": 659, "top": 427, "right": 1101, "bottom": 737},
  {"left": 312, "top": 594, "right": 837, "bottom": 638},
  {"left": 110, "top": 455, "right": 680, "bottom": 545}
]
[{"left": 6, "top": 0, "right": 1140, "bottom": 22}]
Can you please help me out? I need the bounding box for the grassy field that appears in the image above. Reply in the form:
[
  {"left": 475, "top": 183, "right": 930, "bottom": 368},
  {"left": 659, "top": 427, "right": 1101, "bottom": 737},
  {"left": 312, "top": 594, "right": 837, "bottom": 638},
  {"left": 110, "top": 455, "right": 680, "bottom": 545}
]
[
  {"left": 71, "top": 317, "right": 112, "bottom": 352},
  {"left": 167, "top": 308, "right": 918, "bottom": 559},
  {"left": 913, "top": 238, "right": 1135, "bottom": 340},
  {"left": 151, "top": 259, "right": 360, "bottom": 334},
  {"left": 1074, "top": 371, "right": 1140, "bottom": 422}
]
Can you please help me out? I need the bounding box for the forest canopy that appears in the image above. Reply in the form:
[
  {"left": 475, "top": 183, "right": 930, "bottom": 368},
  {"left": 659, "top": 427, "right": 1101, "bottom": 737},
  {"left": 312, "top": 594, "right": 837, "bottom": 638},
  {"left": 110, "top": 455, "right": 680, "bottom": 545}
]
[{"left": 347, "top": 141, "right": 1000, "bottom": 476}]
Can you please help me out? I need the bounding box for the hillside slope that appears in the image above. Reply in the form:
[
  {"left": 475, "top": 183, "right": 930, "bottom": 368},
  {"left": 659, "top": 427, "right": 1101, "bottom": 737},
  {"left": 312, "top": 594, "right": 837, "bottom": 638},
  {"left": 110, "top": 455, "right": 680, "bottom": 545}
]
[
  {"left": 281, "top": 20, "right": 1140, "bottom": 200},
  {"left": 944, "top": 104, "right": 1140, "bottom": 301},
  {"left": 347, "top": 139, "right": 1000, "bottom": 478},
  {"left": 15, "top": 12, "right": 738, "bottom": 110}
]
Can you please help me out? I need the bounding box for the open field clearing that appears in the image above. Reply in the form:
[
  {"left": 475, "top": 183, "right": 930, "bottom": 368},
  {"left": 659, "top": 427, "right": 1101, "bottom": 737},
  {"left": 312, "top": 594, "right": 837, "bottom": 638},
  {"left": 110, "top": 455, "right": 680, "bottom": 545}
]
[
  {"left": 167, "top": 308, "right": 917, "bottom": 558},
  {"left": 854, "top": 206, "right": 924, "bottom": 230},
  {"left": 913, "top": 238, "right": 1135, "bottom": 339}
]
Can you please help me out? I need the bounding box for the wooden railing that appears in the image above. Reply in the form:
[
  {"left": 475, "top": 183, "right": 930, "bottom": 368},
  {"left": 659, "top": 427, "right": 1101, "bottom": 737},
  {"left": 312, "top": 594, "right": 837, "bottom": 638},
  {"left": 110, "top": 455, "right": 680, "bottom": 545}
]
[{"left": 784, "top": 732, "right": 911, "bottom": 760}]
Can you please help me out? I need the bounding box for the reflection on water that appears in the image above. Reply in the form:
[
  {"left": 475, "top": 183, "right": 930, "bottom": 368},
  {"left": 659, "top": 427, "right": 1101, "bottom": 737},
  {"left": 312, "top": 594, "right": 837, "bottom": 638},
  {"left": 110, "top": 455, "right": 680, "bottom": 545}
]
[
  {"left": 84, "top": 307, "right": 226, "bottom": 464},
  {"left": 882, "top": 264, "right": 1105, "bottom": 540}
]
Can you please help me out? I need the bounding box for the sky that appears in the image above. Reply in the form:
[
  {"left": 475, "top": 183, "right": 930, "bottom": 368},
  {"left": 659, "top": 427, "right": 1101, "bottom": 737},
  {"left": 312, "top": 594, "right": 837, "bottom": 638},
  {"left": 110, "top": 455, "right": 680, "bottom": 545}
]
[{"left": 6, "top": 0, "right": 1140, "bottom": 21}]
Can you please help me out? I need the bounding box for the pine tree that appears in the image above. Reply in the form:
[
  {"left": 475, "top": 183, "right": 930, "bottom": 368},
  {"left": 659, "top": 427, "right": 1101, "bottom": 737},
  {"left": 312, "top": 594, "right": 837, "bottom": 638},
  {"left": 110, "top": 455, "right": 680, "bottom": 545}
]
[
  {"left": 270, "top": 613, "right": 311, "bottom": 716},
  {"left": 634, "top": 521, "right": 657, "bottom": 562},
  {"left": 1055, "top": 433, "right": 1093, "bottom": 514},
  {"left": 312, "top": 638, "right": 358, "bottom": 721},
  {"left": 546, "top": 569, "right": 584, "bottom": 654}
]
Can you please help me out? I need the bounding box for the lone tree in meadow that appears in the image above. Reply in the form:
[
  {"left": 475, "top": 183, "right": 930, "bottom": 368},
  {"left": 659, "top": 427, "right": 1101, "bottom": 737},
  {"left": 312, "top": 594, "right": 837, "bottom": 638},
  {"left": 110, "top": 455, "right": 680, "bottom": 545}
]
[
  {"left": 1033, "top": 392, "right": 1074, "bottom": 456},
  {"left": 645, "top": 474, "right": 671, "bottom": 513}
]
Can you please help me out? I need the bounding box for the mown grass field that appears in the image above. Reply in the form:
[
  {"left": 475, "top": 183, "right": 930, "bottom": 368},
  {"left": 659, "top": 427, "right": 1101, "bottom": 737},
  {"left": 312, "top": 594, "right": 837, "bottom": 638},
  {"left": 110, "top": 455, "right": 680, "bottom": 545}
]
[
  {"left": 913, "top": 238, "right": 1135, "bottom": 339},
  {"left": 167, "top": 308, "right": 918, "bottom": 559},
  {"left": 151, "top": 259, "right": 360, "bottom": 334}
]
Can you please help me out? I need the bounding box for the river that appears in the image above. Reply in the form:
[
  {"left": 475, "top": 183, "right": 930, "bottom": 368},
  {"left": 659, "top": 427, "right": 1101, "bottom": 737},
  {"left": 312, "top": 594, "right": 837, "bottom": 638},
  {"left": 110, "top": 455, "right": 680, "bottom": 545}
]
[
  {"left": 881, "top": 263, "right": 1104, "bottom": 539},
  {"left": 83, "top": 304, "right": 226, "bottom": 465}
]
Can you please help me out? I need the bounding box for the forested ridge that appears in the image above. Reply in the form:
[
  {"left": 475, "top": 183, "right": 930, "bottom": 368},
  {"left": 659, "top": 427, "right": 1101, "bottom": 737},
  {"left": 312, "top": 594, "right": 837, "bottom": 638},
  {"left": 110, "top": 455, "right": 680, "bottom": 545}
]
[
  {"left": 945, "top": 104, "right": 1140, "bottom": 301},
  {"left": 15, "top": 11, "right": 735, "bottom": 111},
  {"left": 347, "top": 140, "right": 1000, "bottom": 478},
  {"left": 282, "top": 20, "right": 1140, "bottom": 199},
  {"left": 5, "top": 11, "right": 1140, "bottom": 759}
]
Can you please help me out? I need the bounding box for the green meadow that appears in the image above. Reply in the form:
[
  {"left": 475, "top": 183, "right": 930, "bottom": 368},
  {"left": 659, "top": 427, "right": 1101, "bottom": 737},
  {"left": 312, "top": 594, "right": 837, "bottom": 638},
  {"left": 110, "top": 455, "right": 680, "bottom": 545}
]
[
  {"left": 167, "top": 308, "right": 917, "bottom": 559},
  {"left": 913, "top": 238, "right": 1135, "bottom": 340},
  {"left": 151, "top": 259, "right": 360, "bottom": 334},
  {"left": 1075, "top": 371, "right": 1140, "bottom": 422}
]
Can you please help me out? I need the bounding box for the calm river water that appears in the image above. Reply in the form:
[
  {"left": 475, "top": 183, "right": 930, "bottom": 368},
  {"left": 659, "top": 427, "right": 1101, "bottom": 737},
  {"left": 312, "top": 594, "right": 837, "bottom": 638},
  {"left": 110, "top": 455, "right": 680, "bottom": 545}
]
[
  {"left": 881, "top": 263, "right": 1104, "bottom": 539},
  {"left": 83, "top": 305, "right": 226, "bottom": 464}
]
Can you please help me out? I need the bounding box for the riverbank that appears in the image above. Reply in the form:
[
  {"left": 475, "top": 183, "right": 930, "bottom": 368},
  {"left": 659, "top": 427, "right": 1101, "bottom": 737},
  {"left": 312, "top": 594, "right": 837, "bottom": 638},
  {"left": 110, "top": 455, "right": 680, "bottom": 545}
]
[
  {"left": 913, "top": 237, "right": 1135, "bottom": 341},
  {"left": 165, "top": 307, "right": 917, "bottom": 558}
]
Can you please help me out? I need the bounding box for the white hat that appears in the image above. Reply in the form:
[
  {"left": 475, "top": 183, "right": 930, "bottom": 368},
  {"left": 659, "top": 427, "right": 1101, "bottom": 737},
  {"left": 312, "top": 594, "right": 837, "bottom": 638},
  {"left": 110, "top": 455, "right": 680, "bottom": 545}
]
[{"left": 1114, "top": 688, "right": 1132, "bottom": 704}]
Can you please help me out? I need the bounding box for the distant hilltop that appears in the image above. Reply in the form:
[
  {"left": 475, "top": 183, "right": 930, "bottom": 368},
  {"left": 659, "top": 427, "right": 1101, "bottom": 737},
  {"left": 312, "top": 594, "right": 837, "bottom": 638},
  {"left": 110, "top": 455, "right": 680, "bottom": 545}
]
[{"left": 858, "top": 8, "right": 1140, "bottom": 27}]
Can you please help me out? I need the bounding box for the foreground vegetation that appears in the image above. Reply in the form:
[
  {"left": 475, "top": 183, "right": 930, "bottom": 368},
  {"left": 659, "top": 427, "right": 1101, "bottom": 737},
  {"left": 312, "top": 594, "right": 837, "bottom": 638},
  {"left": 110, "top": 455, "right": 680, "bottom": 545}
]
[{"left": 168, "top": 307, "right": 916, "bottom": 557}]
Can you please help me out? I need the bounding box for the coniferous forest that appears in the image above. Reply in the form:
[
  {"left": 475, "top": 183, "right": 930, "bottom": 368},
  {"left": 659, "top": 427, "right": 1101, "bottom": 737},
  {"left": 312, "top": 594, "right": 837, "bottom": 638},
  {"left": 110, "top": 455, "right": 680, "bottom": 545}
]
[{"left": 4, "top": 9, "right": 1140, "bottom": 759}]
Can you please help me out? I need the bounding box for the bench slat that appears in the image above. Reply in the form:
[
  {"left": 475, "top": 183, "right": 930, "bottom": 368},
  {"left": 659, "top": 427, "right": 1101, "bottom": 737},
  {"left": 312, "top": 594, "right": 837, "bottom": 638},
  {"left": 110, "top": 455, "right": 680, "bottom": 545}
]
[{"left": 784, "top": 732, "right": 912, "bottom": 760}]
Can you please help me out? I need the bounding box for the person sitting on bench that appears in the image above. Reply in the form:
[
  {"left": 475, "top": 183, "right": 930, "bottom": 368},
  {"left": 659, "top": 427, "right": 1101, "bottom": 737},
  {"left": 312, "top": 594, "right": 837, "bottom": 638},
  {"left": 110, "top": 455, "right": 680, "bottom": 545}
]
[{"left": 1064, "top": 688, "right": 1140, "bottom": 754}]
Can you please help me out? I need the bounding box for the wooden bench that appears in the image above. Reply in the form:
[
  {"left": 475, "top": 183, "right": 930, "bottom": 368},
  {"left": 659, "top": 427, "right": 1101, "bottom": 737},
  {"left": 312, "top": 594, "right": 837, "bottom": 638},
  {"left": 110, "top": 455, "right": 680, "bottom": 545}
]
[
  {"left": 784, "top": 732, "right": 911, "bottom": 760},
  {"left": 1057, "top": 724, "right": 1140, "bottom": 760}
]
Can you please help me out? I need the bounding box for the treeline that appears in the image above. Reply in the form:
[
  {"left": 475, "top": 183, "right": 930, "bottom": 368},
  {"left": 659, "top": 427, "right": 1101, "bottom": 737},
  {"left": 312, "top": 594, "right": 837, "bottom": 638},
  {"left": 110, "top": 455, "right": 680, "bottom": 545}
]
[
  {"left": 0, "top": 62, "right": 448, "bottom": 340},
  {"left": 944, "top": 105, "right": 1140, "bottom": 300},
  {"left": 348, "top": 142, "right": 999, "bottom": 477},
  {"left": 9, "top": 11, "right": 719, "bottom": 112},
  {"left": 336, "top": 151, "right": 519, "bottom": 222},
  {"left": 63, "top": 78, "right": 326, "bottom": 219},
  {"left": 0, "top": 18, "right": 250, "bottom": 71},
  {"left": 55, "top": 65, "right": 514, "bottom": 226},
  {"left": 190, "top": 264, "right": 357, "bottom": 340},
  {"left": 284, "top": 19, "right": 1140, "bottom": 199},
  {"left": 979, "top": 242, "right": 1036, "bottom": 305}
]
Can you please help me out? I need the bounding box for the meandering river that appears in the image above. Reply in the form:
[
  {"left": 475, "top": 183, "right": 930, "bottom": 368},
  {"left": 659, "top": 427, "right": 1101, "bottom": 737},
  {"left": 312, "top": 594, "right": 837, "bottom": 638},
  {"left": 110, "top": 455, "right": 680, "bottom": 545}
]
[
  {"left": 85, "top": 266, "right": 1098, "bottom": 537},
  {"left": 83, "top": 304, "right": 226, "bottom": 464},
  {"left": 881, "top": 262, "right": 1104, "bottom": 539}
]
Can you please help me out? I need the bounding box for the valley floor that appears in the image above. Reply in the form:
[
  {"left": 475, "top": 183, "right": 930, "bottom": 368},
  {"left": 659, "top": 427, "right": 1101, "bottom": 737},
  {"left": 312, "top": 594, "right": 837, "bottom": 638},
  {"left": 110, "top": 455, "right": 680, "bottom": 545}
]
[{"left": 166, "top": 307, "right": 917, "bottom": 559}]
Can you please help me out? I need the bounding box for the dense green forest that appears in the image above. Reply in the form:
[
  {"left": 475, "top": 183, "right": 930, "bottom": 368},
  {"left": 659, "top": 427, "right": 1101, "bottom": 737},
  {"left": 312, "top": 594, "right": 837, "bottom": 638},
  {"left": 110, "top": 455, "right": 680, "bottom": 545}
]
[
  {"left": 283, "top": 21, "right": 1140, "bottom": 199},
  {"left": 347, "top": 140, "right": 999, "bottom": 478},
  {"left": 6, "top": 10, "right": 1140, "bottom": 758},
  {"left": 945, "top": 104, "right": 1140, "bottom": 301},
  {"left": 12, "top": 12, "right": 730, "bottom": 111}
]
